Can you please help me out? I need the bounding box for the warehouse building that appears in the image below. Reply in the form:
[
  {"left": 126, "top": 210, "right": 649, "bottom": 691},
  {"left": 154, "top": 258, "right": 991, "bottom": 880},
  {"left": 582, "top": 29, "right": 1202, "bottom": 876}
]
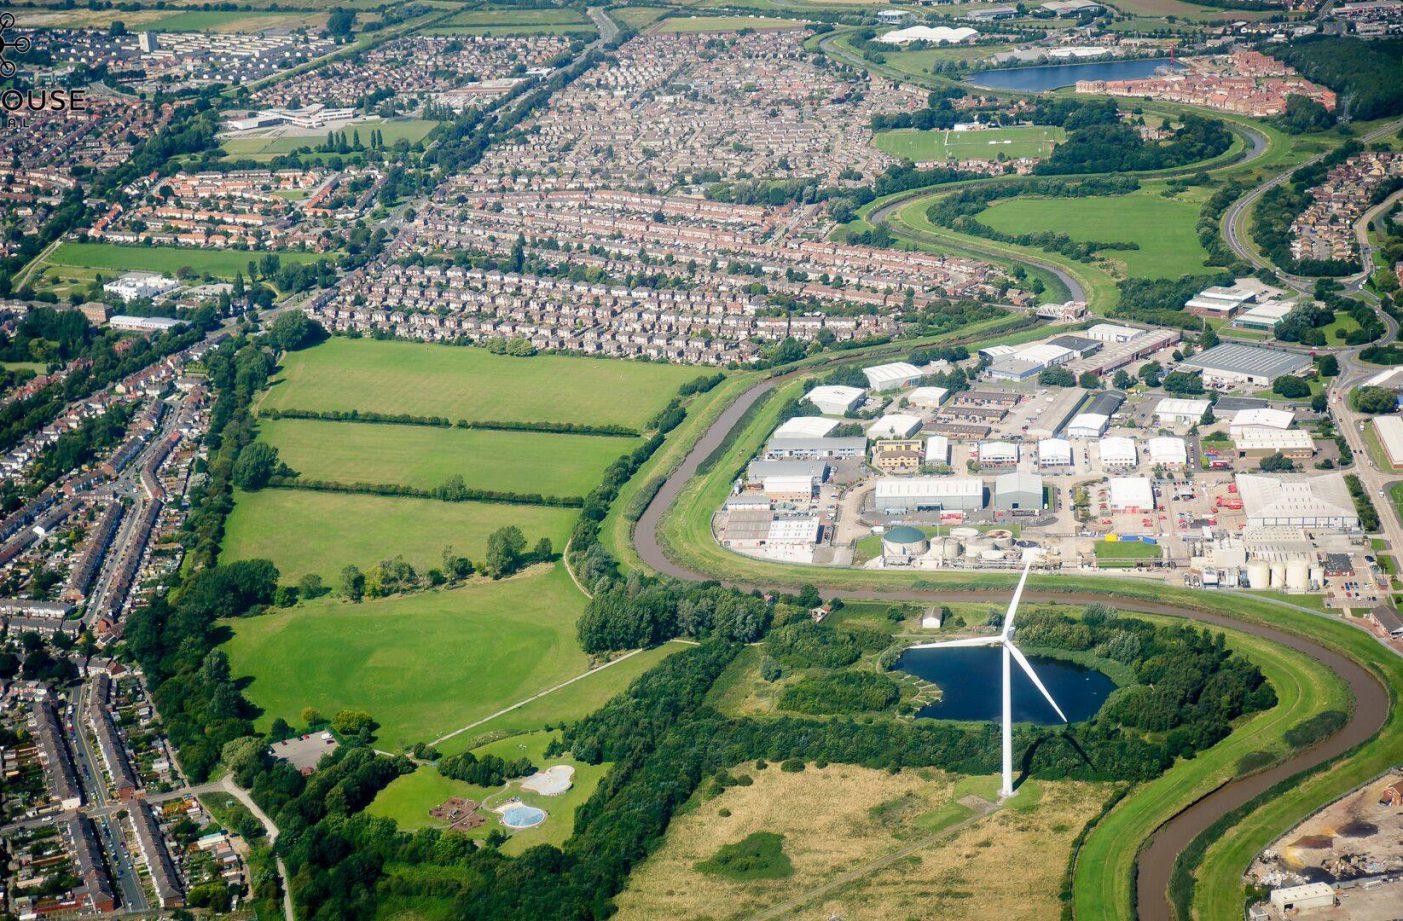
[
  {"left": 767, "top": 517, "right": 822, "bottom": 547},
  {"left": 774, "top": 416, "right": 839, "bottom": 439},
  {"left": 924, "top": 434, "right": 950, "bottom": 466},
  {"left": 762, "top": 475, "right": 817, "bottom": 502},
  {"left": 988, "top": 356, "right": 1043, "bottom": 382},
  {"left": 763, "top": 435, "right": 867, "bottom": 459},
  {"left": 1234, "top": 301, "right": 1293, "bottom": 332},
  {"left": 1154, "top": 398, "right": 1211, "bottom": 426},
  {"left": 978, "top": 441, "right": 1020, "bottom": 467},
  {"left": 1236, "top": 472, "right": 1359, "bottom": 530},
  {"left": 1184, "top": 284, "right": 1256, "bottom": 318},
  {"left": 1038, "top": 437, "right": 1073, "bottom": 468},
  {"left": 1147, "top": 436, "right": 1188, "bottom": 467},
  {"left": 1375, "top": 415, "right": 1403, "bottom": 468},
  {"left": 905, "top": 386, "right": 949, "bottom": 408},
  {"left": 994, "top": 472, "right": 1044, "bottom": 514},
  {"left": 868, "top": 413, "right": 923, "bottom": 440},
  {"left": 720, "top": 507, "right": 775, "bottom": 549},
  {"left": 805, "top": 385, "right": 865, "bottom": 415},
  {"left": 1067, "top": 412, "right": 1110, "bottom": 438},
  {"left": 1235, "top": 428, "right": 1315, "bottom": 460},
  {"left": 1085, "top": 323, "right": 1141, "bottom": 343},
  {"left": 874, "top": 477, "right": 984, "bottom": 513},
  {"left": 747, "top": 459, "right": 829, "bottom": 482},
  {"left": 863, "top": 361, "right": 923, "bottom": 392},
  {"left": 1099, "top": 436, "right": 1138, "bottom": 469},
  {"left": 1229, "top": 407, "right": 1294, "bottom": 437},
  {"left": 1047, "top": 334, "right": 1101, "bottom": 358},
  {"left": 1180, "top": 343, "right": 1311, "bottom": 388},
  {"left": 1109, "top": 476, "right": 1155, "bottom": 512}
]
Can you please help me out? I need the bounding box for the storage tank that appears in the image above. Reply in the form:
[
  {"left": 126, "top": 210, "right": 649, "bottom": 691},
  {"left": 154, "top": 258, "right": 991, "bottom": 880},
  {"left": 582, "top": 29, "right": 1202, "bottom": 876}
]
[
  {"left": 950, "top": 527, "right": 979, "bottom": 541},
  {"left": 1310, "top": 566, "right": 1324, "bottom": 586},
  {"left": 939, "top": 538, "right": 964, "bottom": 561},
  {"left": 1269, "top": 563, "right": 1287, "bottom": 588},
  {"left": 964, "top": 539, "right": 990, "bottom": 559},
  {"left": 882, "top": 525, "right": 929, "bottom": 559},
  {"left": 1286, "top": 560, "right": 1309, "bottom": 591},
  {"left": 980, "top": 548, "right": 1006, "bottom": 562},
  {"left": 1247, "top": 560, "right": 1270, "bottom": 589}
]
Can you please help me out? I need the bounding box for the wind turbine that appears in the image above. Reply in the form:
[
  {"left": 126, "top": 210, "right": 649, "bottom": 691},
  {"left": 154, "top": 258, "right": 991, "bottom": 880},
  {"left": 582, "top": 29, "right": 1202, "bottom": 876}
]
[{"left": 907, "top": 559, "right": 1066, "bottom": 799}]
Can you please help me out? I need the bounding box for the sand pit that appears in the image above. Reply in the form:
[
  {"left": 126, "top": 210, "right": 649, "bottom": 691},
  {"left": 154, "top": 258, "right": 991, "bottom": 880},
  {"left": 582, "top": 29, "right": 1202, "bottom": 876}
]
[{"left": 521, "top": 764, "right": 575, "bottom": 796}]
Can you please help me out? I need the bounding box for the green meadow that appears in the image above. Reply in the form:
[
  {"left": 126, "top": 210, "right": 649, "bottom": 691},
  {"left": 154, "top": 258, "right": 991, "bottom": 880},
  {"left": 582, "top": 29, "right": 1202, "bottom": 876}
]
[{"left": 874, "top": 125, "right": 1065, "bottom": 162}]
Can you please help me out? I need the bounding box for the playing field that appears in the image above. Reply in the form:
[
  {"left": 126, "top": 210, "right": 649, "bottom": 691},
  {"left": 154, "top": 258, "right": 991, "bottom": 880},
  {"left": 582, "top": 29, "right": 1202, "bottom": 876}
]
[
  {"left": 221, "top": 119, "right": 438, "bottom": 160},
  {"left": 261, "top": 338, "right": 702, "bottom": 429},
  {"left": 221, "top": 488, "right": 576, "bottom": 583},
  {"left": 257, "top": 418, "right": 635, "bottom": 498},
  {"left": 43, "top": 242, "right": 323, "bottom": 279},
  {"left": 976, "top": 184, "right": 1212, "bottom": 278},
  {"left": 1093, "top": 539, "right": 1162, "bottom": 561},
  {"left": 610, "top": 5, "right": 670, "bottom": 28},
  {"left": 874, "top": 126, "right": 1065, "bottom": 162},
  {"left": 223, "top": 567, "right": 589, "bottom": 750},
  {"left": 659, "top": 15, "right": 806, "bottom": 31}
]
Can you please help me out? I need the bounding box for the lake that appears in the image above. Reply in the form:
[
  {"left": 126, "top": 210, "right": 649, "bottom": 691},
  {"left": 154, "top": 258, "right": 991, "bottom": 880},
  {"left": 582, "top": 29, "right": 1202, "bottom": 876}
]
[
  {"left": 898, "top": 645, "right": 1116, "bottom": 724},
  {"left": 966, "top": 58, "right": 1182, "bottom": 93}
]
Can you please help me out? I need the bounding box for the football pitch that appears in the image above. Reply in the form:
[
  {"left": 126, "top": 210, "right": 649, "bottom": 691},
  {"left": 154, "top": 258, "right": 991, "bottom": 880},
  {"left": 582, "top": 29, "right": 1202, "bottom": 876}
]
[{"left": 873, "top": 126, "right": 1066, "bottom": 162}]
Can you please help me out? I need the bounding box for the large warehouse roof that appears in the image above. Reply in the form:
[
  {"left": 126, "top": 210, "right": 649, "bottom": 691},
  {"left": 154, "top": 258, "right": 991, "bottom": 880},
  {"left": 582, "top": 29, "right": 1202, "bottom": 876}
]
[
  {"left": 1374, "top": 415, "right": 1403, "bottom": 467},
  {"left": 878, "top": 25, "right": 979, "bottom": 43},
  {"left": 1230, "top": 407, "right": 1294, "bottom": 431},
  {"left": 1181, "top": 343, "right": 1310, "bottom": 380},
  {"left": 1236, "top": 472, "right": 1356, "bottom": 525},
  {"left": 1109, "top": 477, "right": 1154, "bottom": 510},
  {"left": 1099, "top": 436, "right": 1137, "bottom": 465},
  {"left": 863, "top": 362, "right": 922, "bottom": 391},
  {"left": 1147, "top": 436, "right": 1187, "bottom": 466},
  {"left": 774, "top": 416, "right": 839, "bottom": 439},
  {"left": 1038, "top": 437, "right": 1073, "bottom": 465},
  {"left": 805, "top": 385, "right": 864, "bottom": 414},
  {"left": 1154, "top": 397, "right": 1210, "bottom": 418},
  {"left": 874, "top": 477, "right": 983, "bottom": 500}
]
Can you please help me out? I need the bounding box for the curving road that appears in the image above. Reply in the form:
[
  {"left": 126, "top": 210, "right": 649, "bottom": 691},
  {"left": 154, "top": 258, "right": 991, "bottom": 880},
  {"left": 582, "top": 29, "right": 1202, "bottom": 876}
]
[{"left": 631, "top": 367, "right": 1390, "bottom": 921}]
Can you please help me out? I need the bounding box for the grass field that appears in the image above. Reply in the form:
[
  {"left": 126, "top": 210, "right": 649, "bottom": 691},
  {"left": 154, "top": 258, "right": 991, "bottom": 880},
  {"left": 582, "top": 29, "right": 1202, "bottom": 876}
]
[
  {"left": 614, "top": 762, "right": 1113, "bottom": 920},
  {"left": 1106, "top": 0, "right": 1285, "bottom": 19},
  {"left": 43, "top": 242, "right": 322, "bottom": 280},
  {"left": 441, "top": 8, "right": 590, "bottom": 26},
  {"left": 257, "top": 417, "right": 636, "bottom": 498},
  {"left": 658, "top": 15, "right": 806, "bottom": 31},
  {"left": 1093, "top": 539, "right": 1161, "bottom": 561},
  {"left": 261, "top": 338, "right": 702, "bottom": 429},
  {"left": 22, "top": 8, "right": 327, "bottom": 30},
  {"left": 221, "top": 488, "right": 577, "bottom": 583},
  {"left": 976, "top": 183, "right": 1214, "bottom": 279},
  {"left": 221, "top": 119, "right": 438, "bottom": 160},
  {"left": 874, "top": 125, "right": 1065, "bottom": 162},
  {"left": 609, "top": 5, "right": 670, "bottom": 28},
  {"left": 367, "top": 732, "right": 608, "bottom": 852},
  {"left": 222, "top": 567, "right": 588, "bottom": 750}
]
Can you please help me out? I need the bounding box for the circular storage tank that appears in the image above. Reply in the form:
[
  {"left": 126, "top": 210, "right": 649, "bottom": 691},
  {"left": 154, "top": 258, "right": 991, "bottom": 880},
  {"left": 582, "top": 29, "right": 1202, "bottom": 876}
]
[
  {"left": 1285, "top": 560, "right": 1310, "bottom": 591},
  {"left": 965, "top": 539, "right": 992, "bottom": 559},
  {"left": 938, "top": 538, "right": 963, "bottom": 561},
  {"left": 1247, "top": 560, "right": 1270, "bottom": 589},
  {"left": 980, "top": 548, "right": 1006, "bottom": 562},
  {"left": 882, "top": 525, "right": 930, "bottom": 559},
  {"left": 950, "top": 527, "right": 979, "bottom": 541},
  {"left": 1310, "top": 566, "right": 1324, "bottom": 585},
  {"left": 1269, "top": 563, "right": 1287, "bottom": 588}
]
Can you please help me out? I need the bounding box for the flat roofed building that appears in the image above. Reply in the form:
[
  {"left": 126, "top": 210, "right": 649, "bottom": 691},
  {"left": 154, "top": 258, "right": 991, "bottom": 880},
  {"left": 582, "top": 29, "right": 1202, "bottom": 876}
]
[
  {"left": 1375, "top": 415, "right": 1403, "bottom": 467},
  {"left": 994, "top": 471, "right": 1043, "bottom": 513},
  {"left": 906, "top": 386, "right": 949, "bottom": 408},
  {"left": 1047, "top": 334, "right": 1101, "bottom": 357},
  {"left": 1154, "top": 397, "right": 1211, "bottom": 425},
  {"left": 720, "top": 507, "right": 773, "bottom": 548},
  {"left": 1229, "top": 407, "right": 1294, "bottom": 436},
  {"left": 761, "top": 475, "right": 816, "bottom": 501},
  {"left": 1269, "top": 883, "right": 1336, "bottom": 913},
  {"left": 767, "top": 516, "right": 821, "bottom": 545},
  {"left": 1180, "top": 343, "right": 1311, "bottom": 388},
  {"left": 805, "top": 384, "right": 865, "bottom": 415},
  {"left": 1085, "top": 323, "right": 1141, "bottom": 343},
  {"left": 1234, "top": 301, "right": 1294, "bottom": 331},
  {"left": 747, "top": 459, "right": 829, "bottom": 482},
  {"left": 924, "top": 434, "right": 950, "bottom": 465},
  {"left": 1236, "top": 472, "right": 1359, "bottom": 530},
  {"left": 1185, "top": 284, "right": 1256, "bottom": 317},
  {"left": 1018, "top": 343, "right": 1075, "bottom": 366},
  {"left": 774, "top": 416, "right": 839, "bottom": 439},
  {"left": 1235, "top": 428, "right": 1315, "bottom": 459},
  {"left": 978, "top": 441, "right": 1020, "bottom": 466},
  {"left": 1038, "top": 437, "right": 1073, "bottom": 467},
  {"left": 1099, "top": 436, "right": 1138, "bottom": 468},
  {"left": 1147, "top": 436, "right": 1187, "bottom": 467},
  {"left": 988, "top": 356, "right": 1043, "bottom": 382},
  {"left": 873, "top": 476, "right": 984, "bottom": 512},
  {"left": 863, "top": 361, "right": 922, "bottom": 392},
  {"left": 1109, "top": 476, "right": 1155, "bottom": 512},
  {"left": 1066, "top": 412, "right": 1110, "bottom": 438},
  {"left": 868, "top": 413, "right": 923, "bottom": 440},
  {"left": 764, "top": 435, "right": 867, "bottom": 459}
]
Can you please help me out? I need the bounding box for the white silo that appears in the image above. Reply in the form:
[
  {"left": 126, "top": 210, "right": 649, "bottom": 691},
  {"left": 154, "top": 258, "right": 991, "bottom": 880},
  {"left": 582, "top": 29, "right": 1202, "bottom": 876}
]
[{"left": 1247, "top": 560, "right": 1270, "bottom": 589}]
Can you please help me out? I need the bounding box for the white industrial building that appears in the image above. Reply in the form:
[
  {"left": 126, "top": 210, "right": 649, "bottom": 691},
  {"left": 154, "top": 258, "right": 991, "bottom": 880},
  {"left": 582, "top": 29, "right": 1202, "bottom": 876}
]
[
  {"left": 868, "top": 413, "right": 924, "bottom": 440},
  {"left": 1084, "top": 323, "right": 1141, "bottom": 343},
  {"left": 1038, "top": 437, "right": 1073, "bottom": 468},
  {"left": 863, "top": 362, "right": 923, "bottom": 392},
  {"left": 1180, "top": 343, "right": 1311, "bottom": 388},
  {"left": 994, "top": 472, "right": 1043, "bottom": 513},
  {"left": 761, "top": 475, "right": 816, "bottom": 501},
  {"left": 1099, "top": 436, "right": 1138, "bottom": 469},
  {"left": 1235, "top": 428, "right": 1315, "bottom": 456},
  {"left": 1236, "top": 472, "right": 1359, "bottom": 530},
  {"left": 1229, "top": 407, "right": 1294, "bottom": 436},
  {"left": 774, "top": 416, "right": 839, "bottom": 439},
  {"left": 1066, "top": 412, "right": 1110, "bottom": 438},
  {"left": 1108, "top": 477, "right": 1155, "bottom": 512},
  {"left": 766, "top": 517, "right": 822, "bottom": 546},
  {"left": 978, "top": 441, "right": 1020, "bottom": 466},
  {"left": 873, "top": 477, "right": 984, "bottom": 513},
  {"left": 103, "top": 272, "right": 180, "bottom": 303},
  {"left": 1234, "top": 301, "right": 1293, "bottom": 332},
  {"left": 1374, "top": 414, "right": 1403, "bottom": 467},
  {"left": 805, "top": 385, "right": 865, "bottom": 415},
  {"left": 877, "top": 24, "right": 979, "bottom": 43},
  {"left": 1154, "top": 398, "right": 1211, "bottom": 426},
  {"left": 905, "top": 386, "right": 950, "bottom": 408},
  {"left": 924, "top": 435, "right": 950, "bottom": 465},
  {"left": 109, "top": 315, "right": 184, "bottom": 332},
  {"left": 1268, "top": 883, "right": 1335, "bottom": 914},
  {"left": 1147, "top": 436, "right": 1187, "bottom": 467},
  {"left": 1185, "top": 284, "right": 1256, "bottom": 318}
]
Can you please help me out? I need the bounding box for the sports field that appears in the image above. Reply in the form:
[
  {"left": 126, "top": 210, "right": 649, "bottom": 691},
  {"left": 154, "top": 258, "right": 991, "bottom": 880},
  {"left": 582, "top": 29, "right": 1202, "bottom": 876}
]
[
  {"left": 43, "top": 242, "right": 323, "bottom": 279},
  {"left": 223, "top": 567, "right": 588, "bottom": 750},
  {"left": 976, "top": 183, "right": 1213, "bottom": 278},
  {"left": 874, "top": 125, "right": 1065, "bottom": 162},
  {"left": 659, "top": 15, "right": 806, "bottom": 31},
  {"left": 260, "top": 338, "right": 702, "bottom": 429},
  {"left": 222, "top": 119, "right": 438, "bottom": 160},
  {"left": 257, "top": 418, "right": 635, "bottom": 498},
  {"left": 221, "top": 488, "right": 576, "bottom": 583}
]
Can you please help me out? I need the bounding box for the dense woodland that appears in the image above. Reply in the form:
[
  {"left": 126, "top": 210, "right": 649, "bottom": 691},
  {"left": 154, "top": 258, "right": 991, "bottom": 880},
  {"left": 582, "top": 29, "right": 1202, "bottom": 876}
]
[{"left": 1269, "top": 38, "right": 1403, "bottom": 121}]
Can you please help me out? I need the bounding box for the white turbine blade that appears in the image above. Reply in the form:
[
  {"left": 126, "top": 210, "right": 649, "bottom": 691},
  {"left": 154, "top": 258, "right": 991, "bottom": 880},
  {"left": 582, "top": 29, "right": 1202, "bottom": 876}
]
[
  {"left": 906, "top": 636, "right": 1003, "bottom": 650},
  {"left": 1007, "top": 642, "right": 1068, "bottom": 723},
  {"left": 1002, "top": 559, "right": 1034, "bottom": 639}
]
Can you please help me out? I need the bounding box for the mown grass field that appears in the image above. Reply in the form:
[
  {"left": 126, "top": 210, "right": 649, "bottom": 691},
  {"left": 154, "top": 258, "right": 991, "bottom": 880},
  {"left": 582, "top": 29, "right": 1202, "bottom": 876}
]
[
  {"left": 221, "top": 488, "right": 576, "bottom": 583},
  {"left": 258, "top": 417, "right": 636, "bottom": 498},
  {"left": 22, "top": 7, "right": 327, "bottom": 29},
  {"left": 222, "top": 567, "right": 588, "bottom": 751},
  {"left": 873, "top": 125, "right": 1064, "bottom": 162},
  {"left": 261, "top": 338, "right": 701, "bottom": 429},
  {"left": 609, "top": 5, "right": 670, "bottom": 28},
  {"left": 367, "top": 732, "right": 608, "bottom": 852},
  {"left": 221, "top": 119, "right": 438, "bottom": 160},
  {"left": 975, "top": 182, "right": 1214, "bottom": 279},
  {"left": 43, "top": 242, "right": 323, "bottom": 279},
  {"left": 1093, "top": 539, "right": 1161, "bottom": 560}
]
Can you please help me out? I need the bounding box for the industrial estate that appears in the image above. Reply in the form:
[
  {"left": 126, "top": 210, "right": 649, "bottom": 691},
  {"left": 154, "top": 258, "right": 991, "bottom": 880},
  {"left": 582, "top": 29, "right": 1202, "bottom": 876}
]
[{"left": 3, "top": 1, "right": 1403, "bottom": 920}]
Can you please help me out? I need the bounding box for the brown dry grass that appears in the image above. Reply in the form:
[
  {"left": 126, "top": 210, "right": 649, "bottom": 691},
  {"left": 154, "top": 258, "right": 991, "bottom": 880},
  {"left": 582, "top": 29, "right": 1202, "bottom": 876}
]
[{"left": 614, "top": 763, "right": 1114, "bottom": 921}]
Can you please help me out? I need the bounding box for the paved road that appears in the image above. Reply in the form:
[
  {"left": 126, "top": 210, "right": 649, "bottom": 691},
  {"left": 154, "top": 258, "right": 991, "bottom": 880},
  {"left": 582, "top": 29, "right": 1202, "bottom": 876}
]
[
  {"left": 631, "top": 364, "right": 1391, "bottom": 921},
  {"left": 587, "top": 6, "right": 618, "bottom": 44}
]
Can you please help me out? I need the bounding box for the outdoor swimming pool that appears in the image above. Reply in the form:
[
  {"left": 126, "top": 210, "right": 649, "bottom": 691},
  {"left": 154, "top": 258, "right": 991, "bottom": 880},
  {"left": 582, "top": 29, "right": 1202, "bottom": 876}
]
[{"left": 501, "top": 805, "right": 547, "bottom": 829}]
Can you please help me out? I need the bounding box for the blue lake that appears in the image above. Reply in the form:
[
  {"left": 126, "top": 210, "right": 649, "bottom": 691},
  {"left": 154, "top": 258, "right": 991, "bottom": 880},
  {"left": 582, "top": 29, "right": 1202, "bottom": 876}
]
[
  {"left": 898, "top": 645, "right": 1116, "bottom": 724},
  {"left": 966, "top": 57, "right": 1183, "bottom": 93}
]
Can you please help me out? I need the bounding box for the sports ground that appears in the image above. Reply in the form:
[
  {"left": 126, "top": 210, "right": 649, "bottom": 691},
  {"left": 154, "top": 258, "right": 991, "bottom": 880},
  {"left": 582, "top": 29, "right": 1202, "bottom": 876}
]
[
  {"left": 873, "top": 125, "right": 1065, "bottom": 162},
  {"left": 221, "top": 119, "right": 439, "bottom": 160}
]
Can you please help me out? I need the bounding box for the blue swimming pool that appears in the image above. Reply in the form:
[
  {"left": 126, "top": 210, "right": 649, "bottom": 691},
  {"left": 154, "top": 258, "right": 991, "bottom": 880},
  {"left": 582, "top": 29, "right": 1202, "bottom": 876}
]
[{"left": 501, "top": 805, "right": 546, "bottom": 829}]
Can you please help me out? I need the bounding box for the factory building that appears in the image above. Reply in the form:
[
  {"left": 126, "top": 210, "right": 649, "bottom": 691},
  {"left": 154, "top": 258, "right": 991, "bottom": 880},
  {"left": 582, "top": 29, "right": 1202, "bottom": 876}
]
[
  {"left": 868, "top": 413, "right": 924, "bottom": 440},
  {"left": 1038, "top": 437, "right": 1073, "bottom": 468},
  {"left": 805, "top": 385, "right": 865, "bottom": 415},
  {"left": 1147, "top": 436, "right": 1188, "bottom": 467},
  {"left": 1154, "top": 398, "right": 1211, "bottom": 426},
  {"left": 862, "top": 361, "right": 922, "bottom": 392},
  {"left": 774, "top": 416, "right": 839, "bottom": 439},
  {"left": 994, "top": 472, "right": 1044, "bottom": 514},
  {"left": 764, "top": 435, "right": 867, "bottom": 460},
  {"left": 1235, "top": 428, "right": 1315, "bottom": 460},
  {"left": 1099, "top": 436, "right": 1138, "bottom": 469},
  {"left": 873, "top": 477, "right": 984, "bottom": 513},
  {"left": 978, "top": 441, "right": 1020, "bottom": 467},
  {"left": 924, "top": 434, "right": 950, "bottom": 466},
  {"left": 1108, "top": 477, "right": 1155, "bottom": 513},
  {"left": 1180, "top": 343, "right": 1311, "bottom": 388},
  {"left": 1374, "top": 415, "right": 1403, "bottom": 468},
  {"left": 905, "top": 386, "right": 949, "bottom": 408},
  {"left": 1236, "top": 472, "right": 1359, "bottom": 531}
]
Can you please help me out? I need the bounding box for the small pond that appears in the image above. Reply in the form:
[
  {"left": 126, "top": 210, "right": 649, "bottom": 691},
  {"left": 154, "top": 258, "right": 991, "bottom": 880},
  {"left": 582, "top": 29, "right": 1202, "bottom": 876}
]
[{"left": 898, "top": 646, "right": 1116, "bottom": 724}]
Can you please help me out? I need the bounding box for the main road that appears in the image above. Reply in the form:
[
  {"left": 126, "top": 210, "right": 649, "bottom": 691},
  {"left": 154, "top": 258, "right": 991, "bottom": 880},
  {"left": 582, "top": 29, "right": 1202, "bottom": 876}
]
[{"left": 630, "top": 365, "right": 1390, "bottom": 921}]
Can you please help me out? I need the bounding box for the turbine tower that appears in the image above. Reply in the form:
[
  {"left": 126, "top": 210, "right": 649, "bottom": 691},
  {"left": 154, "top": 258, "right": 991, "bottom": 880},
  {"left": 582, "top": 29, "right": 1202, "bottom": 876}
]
[{"left": 908, "top": 559, "right": 1066, "bottom": 798}]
